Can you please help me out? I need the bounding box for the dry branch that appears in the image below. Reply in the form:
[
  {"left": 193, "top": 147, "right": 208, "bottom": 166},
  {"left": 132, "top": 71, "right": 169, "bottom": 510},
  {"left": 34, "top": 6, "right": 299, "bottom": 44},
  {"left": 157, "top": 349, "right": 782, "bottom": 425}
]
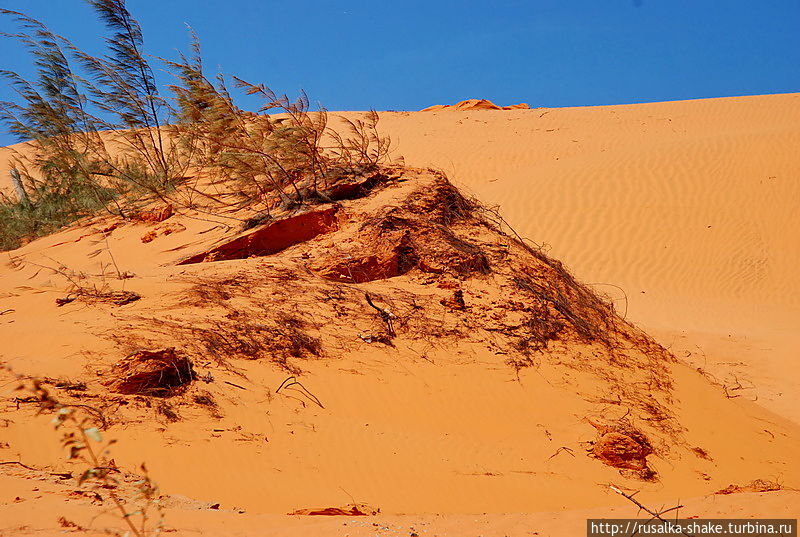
[{"left": 610, "top": 485, "right": 692, "bottom": 537}]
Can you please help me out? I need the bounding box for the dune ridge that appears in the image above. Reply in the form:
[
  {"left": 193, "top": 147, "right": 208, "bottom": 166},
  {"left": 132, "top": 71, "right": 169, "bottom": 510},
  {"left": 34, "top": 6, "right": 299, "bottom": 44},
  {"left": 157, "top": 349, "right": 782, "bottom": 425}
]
[
  {"left": 365, "top": 93, "right": 800, "bottom": 422},
  {"left": 1, "top": 93, "right": 798, "bottom": 535},
  {"left": 420, "top": 98, "right": 531, "bottom": 112}
]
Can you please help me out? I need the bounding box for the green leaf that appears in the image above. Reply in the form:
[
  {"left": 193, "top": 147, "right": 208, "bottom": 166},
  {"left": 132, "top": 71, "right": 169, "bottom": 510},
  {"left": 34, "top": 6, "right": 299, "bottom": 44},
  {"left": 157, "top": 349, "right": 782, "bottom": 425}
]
[
  {"left": 84, "top": 427, "right": 102, "bottom": 442},
  {"left": 78, "top": 468, "right": 95, "bottom": 485}
]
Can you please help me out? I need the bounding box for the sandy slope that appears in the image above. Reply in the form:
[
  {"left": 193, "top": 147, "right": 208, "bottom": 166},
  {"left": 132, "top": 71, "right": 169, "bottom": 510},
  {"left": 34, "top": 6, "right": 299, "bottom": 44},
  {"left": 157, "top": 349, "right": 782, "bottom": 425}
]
[
  {"left": 359, "top": 93, "right": 800, "bottom": 423},
  {"left": 1, "top": 94, "right": 798, "bottom": 536}
]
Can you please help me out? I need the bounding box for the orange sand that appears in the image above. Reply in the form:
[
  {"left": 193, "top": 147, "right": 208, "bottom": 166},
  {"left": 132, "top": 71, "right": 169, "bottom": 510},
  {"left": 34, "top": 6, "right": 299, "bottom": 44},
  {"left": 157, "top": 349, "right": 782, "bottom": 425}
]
[
  {"left": 371, "top": 93, "right": 800, "bottom": 423},
  {"left": 1, "top": 93, "right": 798, "bottom": 536}
]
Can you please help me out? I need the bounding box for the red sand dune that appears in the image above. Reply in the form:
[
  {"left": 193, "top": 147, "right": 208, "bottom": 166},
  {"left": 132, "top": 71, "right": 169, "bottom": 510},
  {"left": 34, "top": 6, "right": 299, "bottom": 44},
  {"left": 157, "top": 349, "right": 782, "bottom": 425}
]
[
  {"left": 420, "top": 98, "right": 530, "bottom": 111},
  {"left": 1, "top": 93, "right": 798, "bottom": 536}
]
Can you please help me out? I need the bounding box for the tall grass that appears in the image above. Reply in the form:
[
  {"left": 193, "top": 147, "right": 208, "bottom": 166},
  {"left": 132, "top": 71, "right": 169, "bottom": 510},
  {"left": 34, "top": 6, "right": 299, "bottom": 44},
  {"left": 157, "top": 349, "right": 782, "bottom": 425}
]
[
  {"left": 0, "top": 172, "right": 116, "bottom": 250},
  {"left": 0, "top": 1, "right": 392, "bottom": 250}
]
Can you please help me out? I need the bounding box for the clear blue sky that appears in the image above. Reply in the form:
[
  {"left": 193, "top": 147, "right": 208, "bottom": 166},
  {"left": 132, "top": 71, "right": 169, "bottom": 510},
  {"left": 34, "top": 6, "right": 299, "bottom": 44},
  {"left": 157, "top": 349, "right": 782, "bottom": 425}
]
[{"left": 1, "top": 0, "right": 799, "bottom": 145}]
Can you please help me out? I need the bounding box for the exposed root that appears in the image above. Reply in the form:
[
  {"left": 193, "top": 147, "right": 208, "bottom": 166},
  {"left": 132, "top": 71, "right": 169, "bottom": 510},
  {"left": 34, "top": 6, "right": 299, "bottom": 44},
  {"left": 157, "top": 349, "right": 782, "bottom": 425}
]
[{"left": 104, "top": 348, "right": 195, "bottom": 396}]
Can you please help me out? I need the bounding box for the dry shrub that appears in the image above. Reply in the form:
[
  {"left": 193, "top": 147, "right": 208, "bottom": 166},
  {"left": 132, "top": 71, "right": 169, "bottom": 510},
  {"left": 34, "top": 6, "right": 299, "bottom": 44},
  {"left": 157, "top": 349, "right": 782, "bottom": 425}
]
[
  {"left": 691, "top": 446, "right": 713, "bottom": 460},
  {"left": 312, "top": 177, "right": 490, "bottom": 283},
  {"left": 403, "top": 172, "right": 475, "bottom": 225},
  {"left": 104, "top": 348, "right": 195, "bottom": 396},
  {"left": 1, "top": 4, "right": 396, "bottom": 251},
  {"left": 130, "top": 300, "right": 324, "bottom": 374},
  {"left": 57, "top": 289, "right": 140, "bottom": 307},
  {"left": 715, "top": 479, "right": 784, "bottom": 495},
  {"left": 192, "top": 392, "right": 217, "bottom": 407},
  {"left": 512, "top": 274, "right": 616, "bottom": 348},
  {"left": 155, "top": 401, "right": 180, "bottom": 422},
  {"left": 192, "top": 315, "right": 321, "bottom": 373},
  {"left": 167, "top": 33, "right": 395, "bottom": 216}
]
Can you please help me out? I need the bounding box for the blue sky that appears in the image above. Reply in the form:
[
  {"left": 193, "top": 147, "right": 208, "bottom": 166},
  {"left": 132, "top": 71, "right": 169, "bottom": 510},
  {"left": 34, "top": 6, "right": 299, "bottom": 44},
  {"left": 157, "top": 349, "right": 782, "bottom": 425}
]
[{"left": 1, "top": 0, "right": 799, "bottom": 145}]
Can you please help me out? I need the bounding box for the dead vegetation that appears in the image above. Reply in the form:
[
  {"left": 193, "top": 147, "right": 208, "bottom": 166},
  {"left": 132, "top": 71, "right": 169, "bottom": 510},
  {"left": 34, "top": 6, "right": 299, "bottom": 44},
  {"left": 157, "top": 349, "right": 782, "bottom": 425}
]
[
  {"left": 3, "top": 167, "right": 689, "bottom": 493},
  {"left": 4, "top": 155, "right": 682, "bottom": 483},
  {"left": 715, "top": 479, "right": 788, "bottom": 495},
  {"left": 609, "top": 485, "right": 693, "bottom": 537},
  {"left": 309, "top": 177, "right": 490, "bottom": 282},
  {"left": 56, "top": 289, "right": 140, "bottom": 307},
  {"left": 193, "top": 316, "right": 322, "bottom": 373},
  {"left": 104, "top": 348, "right": 195, "bottom": 396},
  {"left": 8, "top": 251, "right": 142, "bottom": 308}
]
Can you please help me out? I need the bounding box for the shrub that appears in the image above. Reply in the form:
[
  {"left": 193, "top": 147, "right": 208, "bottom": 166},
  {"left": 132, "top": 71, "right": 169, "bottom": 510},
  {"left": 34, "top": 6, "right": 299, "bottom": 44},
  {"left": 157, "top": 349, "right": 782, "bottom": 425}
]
[{"left": 0, "top": 1, "right": 394, "bottom": 251}]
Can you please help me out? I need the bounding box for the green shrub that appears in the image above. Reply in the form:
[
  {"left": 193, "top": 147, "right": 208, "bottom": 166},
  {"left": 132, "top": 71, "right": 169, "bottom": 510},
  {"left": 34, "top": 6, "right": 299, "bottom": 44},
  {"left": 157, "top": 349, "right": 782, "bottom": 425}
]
[{"left": 0, "top": 1, "right": 393, "bottom": 251}]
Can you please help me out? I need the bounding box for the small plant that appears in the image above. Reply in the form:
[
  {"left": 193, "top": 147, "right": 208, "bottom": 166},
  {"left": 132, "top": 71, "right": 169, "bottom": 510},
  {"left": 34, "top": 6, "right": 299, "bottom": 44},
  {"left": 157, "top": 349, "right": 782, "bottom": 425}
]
[
  {"left": 12, "top": 374, "right": 163, "bottom": 536},
  {"left": 12, "top": 256, "right": 140, "bottom": 307},
  {"left": 0, "top": 9, "right": 125, "bottom": 214}
]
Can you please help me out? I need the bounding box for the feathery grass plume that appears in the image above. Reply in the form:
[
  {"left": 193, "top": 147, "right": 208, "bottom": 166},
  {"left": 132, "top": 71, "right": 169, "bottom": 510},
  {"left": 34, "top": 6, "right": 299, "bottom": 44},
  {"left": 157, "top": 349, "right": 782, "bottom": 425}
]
[
  {"left": 0, "top": 9, "right": 121, "bottom": 250},
  {"left": 234, "top": 81, "right": 330, "bottom": 196},
  {"left": 329, "top": 110, "right": 393, "bottom": 172},
  {"left": 76, "top": 0, "right": 187, "bottom": 194},
  {"left": 167, "top": 33, "right": 330, "bottom": 212},
  {"left": 1, "top": 4, "right": 397, "bottom": 251},
  {"left": 164, "top": 32, "right": 293, "bottom": 213},
  {"left": 170, "top": 30, "right": 393, "bottom": 213}
]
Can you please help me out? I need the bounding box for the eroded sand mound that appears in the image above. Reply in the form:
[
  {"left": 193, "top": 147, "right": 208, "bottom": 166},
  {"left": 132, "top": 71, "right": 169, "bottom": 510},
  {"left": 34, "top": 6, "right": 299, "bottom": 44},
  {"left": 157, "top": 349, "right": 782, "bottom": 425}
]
[
  {"left": 421, "top": 98, "right": 530, "bottom": 111},
  {"left": 0, "top": 167, "right": 798, "bottom": 531}
]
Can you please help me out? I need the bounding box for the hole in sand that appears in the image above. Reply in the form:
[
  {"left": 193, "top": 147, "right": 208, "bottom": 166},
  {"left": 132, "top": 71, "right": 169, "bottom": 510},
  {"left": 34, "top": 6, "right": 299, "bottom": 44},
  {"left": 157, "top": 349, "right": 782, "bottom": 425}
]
[{"left": 178, "top": 206, "right": 340, "bottom": 265}]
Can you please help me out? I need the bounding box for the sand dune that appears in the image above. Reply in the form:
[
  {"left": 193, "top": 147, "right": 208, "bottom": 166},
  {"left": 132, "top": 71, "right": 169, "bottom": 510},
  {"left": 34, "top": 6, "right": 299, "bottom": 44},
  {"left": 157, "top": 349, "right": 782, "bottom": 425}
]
[
  {"left": 420, "top": 98, "right": 530, "bottom": 111},
  {"left": 1, "top": 94, "right": 798, "bottom": 535},
  {"left": 364, "top": 93, "right": 800, "bottom": 422}
]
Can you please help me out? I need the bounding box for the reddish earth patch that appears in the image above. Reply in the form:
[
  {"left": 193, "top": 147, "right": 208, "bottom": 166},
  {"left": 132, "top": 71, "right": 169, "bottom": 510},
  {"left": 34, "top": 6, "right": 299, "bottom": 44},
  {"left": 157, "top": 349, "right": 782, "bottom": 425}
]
[
  {"left": 134, "top": 204, "right": 173, "bottom": 223},
  {"left": 178, "top": 206, "right": 339, "bottom": 264},
  {"left": 312, "top": 230, "right": 418, "bottom": 283},
  {"left": 440, "top": 289, "right": 466, "bottom": 310},
  {"left": 593, "top": 431, "right": 652, "bottom": 469},
  {"left": 289, "top": 504, "right": 379, "bottom": 516},
  {"left": 715, "top": 480, "right": 782, "bottom": 495},
  {"left": 104, "top": 348, "right": 195, "bottom": 396},
  {"left": 312, "top": 225, "right": 488, "bottom": 284},
  {"left": 140, "top": 230, "right": 157, "bottom": 243},
  {"left": 310, "top": 180, "right": 489, "bottom": 283},
  {"left": 317, "top": 254, "right": 400, "bottom": 283},
  {"left": 141, "top": 223, "right": 186, "bottom": 243},
  {"left": 590, "top": 424, "right": 656, "bottom": 480}
]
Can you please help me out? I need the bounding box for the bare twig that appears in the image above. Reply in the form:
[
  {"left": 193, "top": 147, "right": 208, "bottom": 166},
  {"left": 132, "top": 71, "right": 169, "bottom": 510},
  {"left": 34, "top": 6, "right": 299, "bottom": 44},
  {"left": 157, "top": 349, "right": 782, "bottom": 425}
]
[
  {"left": 276, "top": 375, "right": 324, "bottom": 409},
  {"left": 546, "top": 446, "right": 575, "bottom": 460},
  {"left": 365, "top": 292, "right": 396, "bottom": 337},
  {"left": 223, "top": 380, "right": 247, "bottom": 390},
  {"left": 610, "top": 485, "right": 692, "bottom": 536},
  {"left": 0, "top": 460, "right": 36, "bottom": 470}
]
